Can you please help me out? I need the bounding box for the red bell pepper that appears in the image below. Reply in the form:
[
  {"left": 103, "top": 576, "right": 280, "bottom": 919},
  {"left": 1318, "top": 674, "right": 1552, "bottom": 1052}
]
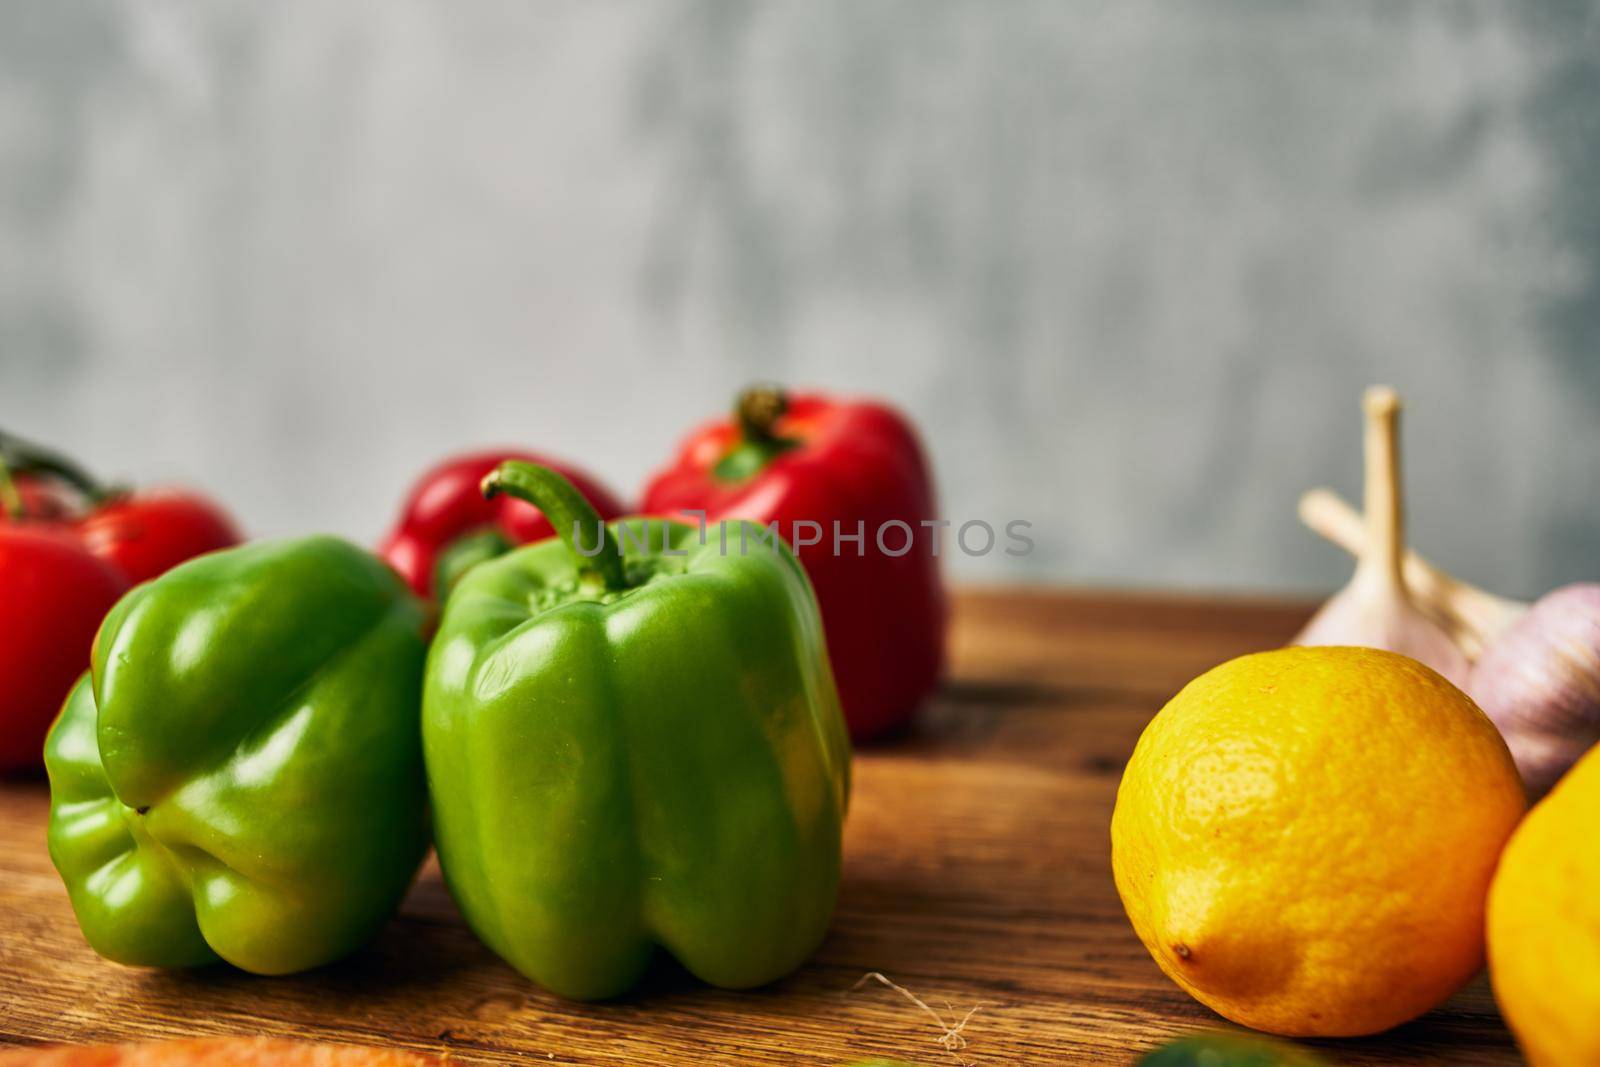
[
  {"left": 642, "top": 387, "right": 946, "bottom": 740},
  {"left": 379, "top": 449, "right": 627, "bottom": 599},
  {"left": 0, "top": 434, "right": 242, "bottom": 771}
]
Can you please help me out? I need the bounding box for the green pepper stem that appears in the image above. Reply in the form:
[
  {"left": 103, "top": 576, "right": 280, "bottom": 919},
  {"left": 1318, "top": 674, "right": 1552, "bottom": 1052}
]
[
  {"left": 481, "top": 461, "right": 628, "bottom": 593},
  {"left": 0, "top": 430, "right": 113, "bottom": 504}
]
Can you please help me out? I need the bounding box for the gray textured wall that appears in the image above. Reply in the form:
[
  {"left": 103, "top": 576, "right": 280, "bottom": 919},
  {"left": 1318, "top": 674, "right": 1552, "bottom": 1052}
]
[{"left": 1, "top": 1, "right": 1596, "bottom": 596}]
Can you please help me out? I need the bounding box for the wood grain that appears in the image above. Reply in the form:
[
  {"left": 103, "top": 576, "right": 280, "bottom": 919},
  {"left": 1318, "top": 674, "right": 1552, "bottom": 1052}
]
[{"left": 0, "top": 590, "right": 1522, "bottom": 1065}]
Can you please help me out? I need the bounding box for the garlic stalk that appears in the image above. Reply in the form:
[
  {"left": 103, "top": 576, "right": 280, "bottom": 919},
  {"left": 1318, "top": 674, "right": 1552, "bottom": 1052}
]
[
  {"left": 1291, "top": 387, "right": 1471, "bottom": 688},
  {"left": 1297, "top": 488, "right": 1528, "bottom": 658},
  {"left": 1298, "top": 488, "right": 1600, "bottom": 798}
]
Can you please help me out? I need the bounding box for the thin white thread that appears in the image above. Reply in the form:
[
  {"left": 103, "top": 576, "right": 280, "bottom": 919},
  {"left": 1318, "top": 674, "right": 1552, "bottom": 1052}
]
[{"left": 851, "top": 971, "right": 984, "bottom": 1066}]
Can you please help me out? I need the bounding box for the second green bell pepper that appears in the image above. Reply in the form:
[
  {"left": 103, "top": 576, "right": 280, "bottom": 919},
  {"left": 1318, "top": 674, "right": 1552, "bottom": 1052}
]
[
  {"left": 424, "top": 461, "right": 851, "bottom": 999},
  {"left": 45, "top": 536, "right": 431, "bottom": 974}
]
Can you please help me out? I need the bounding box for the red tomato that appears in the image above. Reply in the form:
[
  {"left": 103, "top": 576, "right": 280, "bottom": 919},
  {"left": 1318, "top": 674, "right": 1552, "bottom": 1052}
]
[
  {"left": 76, "top": 489, "right": 242, "bottom": 585},
  {"left": 0, "top": 526, "right": 128, "bottom": 772}
]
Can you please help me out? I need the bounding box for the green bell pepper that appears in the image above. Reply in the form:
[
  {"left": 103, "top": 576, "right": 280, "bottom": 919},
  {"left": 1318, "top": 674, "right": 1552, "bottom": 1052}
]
[
  {"left": 424, "top": 461, "right": 850, "bottom": 999},
  {"left": 45, "top": 536, "right": 431, "bottom": 975}
]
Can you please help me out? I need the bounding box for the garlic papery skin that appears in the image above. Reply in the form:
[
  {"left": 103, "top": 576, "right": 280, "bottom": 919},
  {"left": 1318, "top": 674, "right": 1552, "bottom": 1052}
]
[
  {"left": 1468, "top": 583, "right": 1600, "bottom": 798},
  {"left": 1295, "top": 571, "right": 1473, "bottom": 689},
  {"left": 1293, "top": 388, "right": 1472, "bottom": 689},
  {"left": 1298, "top": 488, "right": 1530, "bottom": 657}
]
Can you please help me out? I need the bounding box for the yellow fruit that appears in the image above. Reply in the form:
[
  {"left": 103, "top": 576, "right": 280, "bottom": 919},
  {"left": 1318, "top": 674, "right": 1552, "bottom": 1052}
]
[
  {"left": 1488, "top": 744, "right": 1600, "bottom": 1066},
  {"left": 1112, "top": 646, "right": 1525, "bottom": 1037}
]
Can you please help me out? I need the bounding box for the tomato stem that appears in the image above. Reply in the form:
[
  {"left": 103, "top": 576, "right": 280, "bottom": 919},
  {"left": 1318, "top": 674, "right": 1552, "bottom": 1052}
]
[{"left": 0, "top": 430, "right": 114, "bottom": 505}]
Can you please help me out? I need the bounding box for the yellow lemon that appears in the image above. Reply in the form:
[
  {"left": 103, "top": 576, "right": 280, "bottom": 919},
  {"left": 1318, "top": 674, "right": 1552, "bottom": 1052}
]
[
  {"left": 1112, "top": 646, "right": 1525, "bottom": 1037},
  {"left": 1488, "top": 744, "right": 1600, "bottom": 1066}
]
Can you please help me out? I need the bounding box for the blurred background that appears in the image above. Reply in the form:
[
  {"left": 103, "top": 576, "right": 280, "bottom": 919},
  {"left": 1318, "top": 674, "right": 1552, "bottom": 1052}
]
[{"left": 1, "top": 0, "right": 1595, "bottom": 596}]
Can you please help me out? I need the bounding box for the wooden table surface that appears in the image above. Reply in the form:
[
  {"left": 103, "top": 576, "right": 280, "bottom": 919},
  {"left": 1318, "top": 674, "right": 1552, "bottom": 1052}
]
[{"left": 0, "top": 590, "right": 1523, "bottom": 1066}]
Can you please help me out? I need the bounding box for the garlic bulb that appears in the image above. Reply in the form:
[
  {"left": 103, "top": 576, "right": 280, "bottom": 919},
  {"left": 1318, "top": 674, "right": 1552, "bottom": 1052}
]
[
  {"left": 1292, "top": 388, "right": 1471, "bottom": 688},
  {"left": 1300, "top": 489, "right": 1600, "bottom": 797},
  {"left": 1298, "top": 487, "right": 1528, "bottom": 658},
  {"left": 1469, "top": 585, "right": 1600, "bottom": 796}
]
